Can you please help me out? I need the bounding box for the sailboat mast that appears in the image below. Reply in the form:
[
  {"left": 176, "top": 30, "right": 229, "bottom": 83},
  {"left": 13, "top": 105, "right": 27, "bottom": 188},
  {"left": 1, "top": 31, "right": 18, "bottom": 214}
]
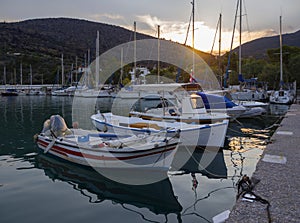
[
  {"left": 120, "top": 47, "right": 123, "bottom": 85},
  {"left": 96, "top": 30, "right": 100, "bottom": 90},
  {"left": 218, "top": 13, "right": 222, "bottom": 83},
  {"left": 279, "top": 15, "right": 283, "bottom": 87},
  {"left": 20, "top": 62, "right": 23, "bottom": 86},
  {"left": 3, "top": 65, "right": 6, "bottom": 85},
  {"left": 134, "top": 21, "right": 137, "bottom": 83},
  {"left": 30, "top": 64, "right": 32, "bottom": 86},
  {"left": 157, "top": 24, "right": 160, "bottom": 84},
  {"left": 75, "top": 56, "right": 78, "bottom": 83},
  {"left": 192, "top": 0, "right": 195, "bottom": 77},
  {"left": 61, "top": 53, "right": 64, "bottom": 86},
  {"left": 238, "top": 0, "right": 242, "bottom": 76}
]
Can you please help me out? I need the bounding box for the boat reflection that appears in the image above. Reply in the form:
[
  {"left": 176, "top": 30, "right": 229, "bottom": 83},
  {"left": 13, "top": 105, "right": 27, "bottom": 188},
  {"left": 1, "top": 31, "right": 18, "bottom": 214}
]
[
  {"left": 171, "top": 147, "right": 227, "bottom": 179},
  {"left": 35, "top": 154, "right": 182, "bottom": 218},
  {"left": 269, "top": 103, "right": 289, "bottom": 116}
]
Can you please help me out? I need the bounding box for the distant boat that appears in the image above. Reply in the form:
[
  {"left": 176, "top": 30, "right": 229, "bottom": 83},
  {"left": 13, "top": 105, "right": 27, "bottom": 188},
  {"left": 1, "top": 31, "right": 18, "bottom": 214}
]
[
  {"left": 26, "top": 89, "right": 46, "bottom": 96},
  {"left": 1, "top": 88, "right": 19, "bottom": 96},
  {"left": 51, "top": 86, "right": 76, "bottom": 96},
  {"left": 269, "top": 16, "right": 296, "bottom": 105}
]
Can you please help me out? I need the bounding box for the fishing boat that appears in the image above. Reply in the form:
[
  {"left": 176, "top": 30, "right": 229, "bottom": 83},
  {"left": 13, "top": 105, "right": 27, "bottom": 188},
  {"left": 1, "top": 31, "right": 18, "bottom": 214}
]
[
  {"left": 129, "top": 93, "right": 229, "bottom": 125},
  {"left": 36, "top": 115, "right": 180, "bottom": 171},
  {"left": 269, "top": 16, "right": 295, "bottom": 105},
  {"left": 91, "top": 112, "right": 229, "bottom": 148}
]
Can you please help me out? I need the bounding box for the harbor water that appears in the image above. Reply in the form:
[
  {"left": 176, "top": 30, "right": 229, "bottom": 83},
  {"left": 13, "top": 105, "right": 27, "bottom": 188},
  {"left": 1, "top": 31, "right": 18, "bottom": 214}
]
[{"left": 0, "top": 96, "right": 287, "bottom": 223}]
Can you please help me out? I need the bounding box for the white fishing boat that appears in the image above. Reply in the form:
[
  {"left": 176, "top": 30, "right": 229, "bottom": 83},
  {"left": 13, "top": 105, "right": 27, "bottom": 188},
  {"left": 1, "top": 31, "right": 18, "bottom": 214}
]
[
  {"left": 130, "top": 93, "right": 229, "bottom": 125},
  {"left": 91, "top": 112, "right": 229, "bottom": 148},
  {"left": 36, "top": 115, "right": 180, "bottom": 171}
]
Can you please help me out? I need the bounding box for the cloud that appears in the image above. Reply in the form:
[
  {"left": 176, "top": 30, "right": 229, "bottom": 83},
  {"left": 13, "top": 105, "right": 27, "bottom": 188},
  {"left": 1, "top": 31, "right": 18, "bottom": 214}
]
[
  {"left": 88, "top": 13, "right": 124, "bottom": 22},
  {"left": 135, "top": 14, "right": 189, "bottom": 38}
]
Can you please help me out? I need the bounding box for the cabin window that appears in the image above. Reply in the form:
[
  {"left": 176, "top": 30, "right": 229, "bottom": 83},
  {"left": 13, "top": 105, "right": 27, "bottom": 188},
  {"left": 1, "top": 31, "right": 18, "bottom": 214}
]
[{"left": 191, "top": 97, "right": 204, "bottom": 109}]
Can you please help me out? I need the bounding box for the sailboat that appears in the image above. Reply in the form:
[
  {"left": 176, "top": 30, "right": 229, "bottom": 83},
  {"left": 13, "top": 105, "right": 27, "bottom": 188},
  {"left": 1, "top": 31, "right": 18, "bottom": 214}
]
[
  {"left": 227, "top": 0, "right": 268, "bottom": 102},
  {"left": 269, "top": 16, "right": 295, "bottom": 104},
  {"left": 74, "top": 31, "right": 115, "bottom": 98}
]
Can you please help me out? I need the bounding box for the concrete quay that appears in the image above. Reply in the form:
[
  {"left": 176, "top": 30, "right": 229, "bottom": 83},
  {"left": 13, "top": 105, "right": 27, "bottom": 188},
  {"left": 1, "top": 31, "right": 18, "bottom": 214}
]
[{"left": 226, "top": 103, "right": 300, "bottom": 223}]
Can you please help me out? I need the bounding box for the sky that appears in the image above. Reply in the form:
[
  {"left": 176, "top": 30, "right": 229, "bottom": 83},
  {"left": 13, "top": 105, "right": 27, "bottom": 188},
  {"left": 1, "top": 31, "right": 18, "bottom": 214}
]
[{"left": 1, "top": 0, "right": 300, "bottom": 53}]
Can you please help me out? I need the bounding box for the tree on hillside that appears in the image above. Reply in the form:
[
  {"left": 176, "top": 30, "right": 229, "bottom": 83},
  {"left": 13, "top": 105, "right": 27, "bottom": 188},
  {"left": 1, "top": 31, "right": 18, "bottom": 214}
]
[{"left": 288, "top": 54, "right": 300, "bottom": 85}]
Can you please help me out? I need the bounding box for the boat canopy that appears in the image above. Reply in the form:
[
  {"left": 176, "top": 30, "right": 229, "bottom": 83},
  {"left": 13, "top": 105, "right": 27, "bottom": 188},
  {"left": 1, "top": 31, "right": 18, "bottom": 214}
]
[{"left": 197, "top": 92, "right": 237, "bottom": 109}]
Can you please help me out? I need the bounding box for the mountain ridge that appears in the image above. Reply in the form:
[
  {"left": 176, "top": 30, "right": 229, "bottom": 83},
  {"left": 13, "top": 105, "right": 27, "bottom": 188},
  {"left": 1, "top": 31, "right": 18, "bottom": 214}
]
[{"left": 233, "top": 29, "right": 300, "bottom": 58}]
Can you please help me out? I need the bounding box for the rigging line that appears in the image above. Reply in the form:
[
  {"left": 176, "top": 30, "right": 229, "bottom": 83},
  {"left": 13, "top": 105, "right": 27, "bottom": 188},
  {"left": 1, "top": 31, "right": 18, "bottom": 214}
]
[{"left": 243, "top": 0, "right": 251, "bottom": 41}]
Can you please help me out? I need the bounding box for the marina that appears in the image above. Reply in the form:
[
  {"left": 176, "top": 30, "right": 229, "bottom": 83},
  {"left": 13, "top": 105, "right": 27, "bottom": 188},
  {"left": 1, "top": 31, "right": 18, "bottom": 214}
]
[
  {"left": 1, "top": 0, "right": 300, "bottom": 222},
  {"left": 0, "top": 95, "right": 295, "bottom": 223}
]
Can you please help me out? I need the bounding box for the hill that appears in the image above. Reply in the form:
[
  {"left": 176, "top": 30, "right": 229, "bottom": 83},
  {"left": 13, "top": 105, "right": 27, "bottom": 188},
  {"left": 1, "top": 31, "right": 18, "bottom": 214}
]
[
  {"left": 233, "top": 30, "right": 300, "bottom": 58},
  {"left": 0, "top": 18, "right": 154, "bottom": 84},
  {"left": 0, "top": 17, "right": 214, "bottom": 84}
]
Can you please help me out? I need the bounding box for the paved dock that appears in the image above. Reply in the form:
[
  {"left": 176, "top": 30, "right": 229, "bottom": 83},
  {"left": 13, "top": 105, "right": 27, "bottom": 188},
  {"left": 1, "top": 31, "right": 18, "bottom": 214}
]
[{"left": 226, "top": 103, "right": 300, "bottom": 223}]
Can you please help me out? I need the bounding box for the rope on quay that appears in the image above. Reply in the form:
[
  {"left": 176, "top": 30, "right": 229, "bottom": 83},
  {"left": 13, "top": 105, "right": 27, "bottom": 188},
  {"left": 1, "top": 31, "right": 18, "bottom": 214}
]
[{"left": 236, "top": 175, "right": 272, "bottom": 223}]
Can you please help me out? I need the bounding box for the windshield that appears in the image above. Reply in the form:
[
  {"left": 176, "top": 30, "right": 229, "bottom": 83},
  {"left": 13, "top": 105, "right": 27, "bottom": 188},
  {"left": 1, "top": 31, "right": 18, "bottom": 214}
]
[{"left": 191, "top": 97, "right": 204, "bottom": 109}]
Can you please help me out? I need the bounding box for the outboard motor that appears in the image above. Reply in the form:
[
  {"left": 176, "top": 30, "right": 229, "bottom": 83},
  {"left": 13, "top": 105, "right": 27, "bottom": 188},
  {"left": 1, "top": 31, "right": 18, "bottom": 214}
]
[{"left": 42, "top": 115, "right": 71, "bottom": 137}]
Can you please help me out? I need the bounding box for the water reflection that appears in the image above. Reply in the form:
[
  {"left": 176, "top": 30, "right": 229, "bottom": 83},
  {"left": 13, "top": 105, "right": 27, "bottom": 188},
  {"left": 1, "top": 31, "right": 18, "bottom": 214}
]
[
  {"left": 35, "top": 154, "right": 182, "bottom": 222},
  {"left": 269, "top": 104, "right": 289, "bottom": 116},
  {"left": 171, "top": 147, "right": 227, "bottom": 179}
]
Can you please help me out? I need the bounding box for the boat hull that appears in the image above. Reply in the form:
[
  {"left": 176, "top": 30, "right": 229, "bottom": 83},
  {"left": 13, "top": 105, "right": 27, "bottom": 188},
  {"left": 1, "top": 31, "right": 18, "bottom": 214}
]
[
  {"left": 91, "top": 113, "right": 229, "bottom": 148},
  {"left": 37, "top": 134, "right": 178, "bottom": 171}
]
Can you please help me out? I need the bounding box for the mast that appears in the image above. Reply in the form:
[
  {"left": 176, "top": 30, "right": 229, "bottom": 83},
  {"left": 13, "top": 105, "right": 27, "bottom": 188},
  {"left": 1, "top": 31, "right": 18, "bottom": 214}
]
[
  {"left": 224, "top": 0, "right": 239, "bottom": 88},
  {"left": 87, "top": 49, "right": 90, "bottom": 87},
  {"left": 61, "top": 53, "right": 64, "bottom": 86},
  {"left": 134, "top": 21, "right": 137, "bottom": 84},
  {"left": 238, "top": 0, "right": 242, "bottom": 76},
  {"left": 20, "top": 62, "right": 23, "bottom": 86},
  {"left": 3, "top": 65, "right": 6, "bottom": 85},
  {"left": 96, "top": 30, "right": 100, "bottom": 90},
  {"left": 279, "top": 15, "right": 283, "bottom": 88},
  {"left": 75, "top": 56, "right": 78, "bottom": 83},
  {"left": 120, "top": 47, "right": 123, "bottom": 85},
  {"left": 218, "top": 13, "right": 222, "bottom": 74},
  {"left": 29, "top": 64, "right": 32, "bottom": 86},
  {"left": 192, "top": 0, "right": 195, "bottom": 78},
  {"left": 157, "top": 24, "right": 160, "bottom": 84}
]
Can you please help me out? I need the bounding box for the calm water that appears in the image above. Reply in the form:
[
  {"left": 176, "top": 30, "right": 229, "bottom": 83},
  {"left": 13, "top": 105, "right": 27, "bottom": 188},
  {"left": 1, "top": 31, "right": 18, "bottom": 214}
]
[{"left": 0, "top": 96, "right": 287, "bottom": 223}]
